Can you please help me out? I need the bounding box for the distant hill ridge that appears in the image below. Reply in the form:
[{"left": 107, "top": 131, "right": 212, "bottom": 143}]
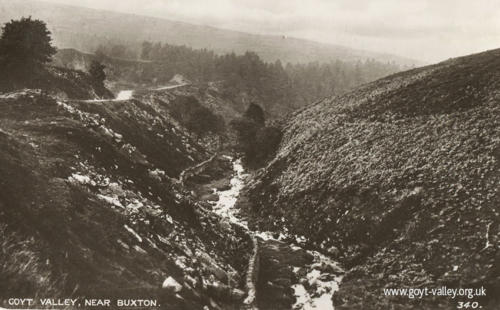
[{"left": 0, "top": 0, "right": 419, "bottom": 66}]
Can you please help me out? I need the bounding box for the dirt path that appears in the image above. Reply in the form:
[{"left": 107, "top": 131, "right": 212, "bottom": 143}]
[
  {"left": 115, "top": 89, "right": 133, "bottom": 100},
  {"left": 80, "top": 83, "right": 189, "bottom": 103},
  {"left": 153, "top": 83, "right": 189, "bottom": 91}
]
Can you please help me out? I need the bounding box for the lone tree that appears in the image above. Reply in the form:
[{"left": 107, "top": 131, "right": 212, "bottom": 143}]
[
  {"left": 231, "top": 102, "right": 282, "bottom": 167},
  {"left": 244, "top": 102, "right": 265, "bottom": 125},
  {"left": 89, "top": 60, "right": 106, "bottom": 88},
  {"left": 0, "top": 17, "right": 57, "bottom": 88}
]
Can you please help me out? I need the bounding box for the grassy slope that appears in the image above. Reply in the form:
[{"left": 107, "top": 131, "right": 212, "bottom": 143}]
[
  {"left": 244, "top": 49, "right": 500, "bottom": 309},
  {"left": 0, "top": 87, "right": 251, "bottom": 308},
  {"left": 0, "top": 65, "right": 113, "bottom": 100}
]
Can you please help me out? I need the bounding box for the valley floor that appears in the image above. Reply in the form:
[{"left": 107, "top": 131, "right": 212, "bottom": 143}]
[{"left": 192, "top": 157, "right": 344, "bottom": 310}]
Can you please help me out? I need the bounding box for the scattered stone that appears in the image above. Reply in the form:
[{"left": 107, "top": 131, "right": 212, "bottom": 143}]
[{"left": 162, "top": 276, "right": 183, "bottom": 292}]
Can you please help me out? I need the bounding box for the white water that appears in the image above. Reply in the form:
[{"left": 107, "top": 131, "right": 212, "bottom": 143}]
[
  {"left": 212, "top": 157, "right": 343, "bottom": 309},
  {"left": 291, "top": 252, "right": 343, "bottom": 310},
  {"left": 211, "top": 157, "right": 250, "bottom": 229}
]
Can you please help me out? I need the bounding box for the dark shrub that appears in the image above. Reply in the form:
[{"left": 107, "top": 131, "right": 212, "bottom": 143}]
[
  {"left": 170, "top": 95, "right": 224, "bottom": 135},
  {"left": 231, "top": 103, "right": 282, "bottom": 167},
  {"left": 185, "top": 105, "right": 222, "bottom": 135},
  {"left": 88, "top": 60, "right": 106, "bottom": 88},
  {"left": 255, "top": 125, "right": 282, "bottom": 163},
  {"left": 244, "top": 102, "right": 265, "bottom": 125}
]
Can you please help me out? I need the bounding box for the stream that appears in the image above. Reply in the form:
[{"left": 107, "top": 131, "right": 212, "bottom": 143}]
[{"left": 211, "top": 157, "right": 343, "bottom": 310}]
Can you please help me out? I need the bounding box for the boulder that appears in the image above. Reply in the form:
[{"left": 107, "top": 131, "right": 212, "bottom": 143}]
[{"left": 162, "top": 276, "right": 183, "bottom": 292}]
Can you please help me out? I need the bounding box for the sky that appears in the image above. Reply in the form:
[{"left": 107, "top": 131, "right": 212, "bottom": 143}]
[{"left": 42, "top": 0, "right": 500, "bottom": 63}]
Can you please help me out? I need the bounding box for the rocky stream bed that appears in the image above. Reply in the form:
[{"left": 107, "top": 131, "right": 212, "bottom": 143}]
[{"left": 207, "top": 157, "right": 345, "bottom": 310}]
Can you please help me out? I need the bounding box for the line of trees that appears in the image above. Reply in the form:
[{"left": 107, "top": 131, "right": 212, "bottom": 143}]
[{"left": 96, "top": 41, "right": 402, "bottom": 117}]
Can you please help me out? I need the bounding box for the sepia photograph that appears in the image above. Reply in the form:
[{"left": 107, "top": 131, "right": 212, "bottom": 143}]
[{"left": 0, "top": 0, "right": 498, "bottom": 309}]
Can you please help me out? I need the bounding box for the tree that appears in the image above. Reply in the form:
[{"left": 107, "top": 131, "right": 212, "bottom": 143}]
[
  {"left": 231, "top": 103, "right": 282, "bottom": 167},
  {"left": 231, "top": 103, "right": 266, "bottom": 163},
  {"left": 0, "top": 17, "right": 57, "bottom": 87},
  {"left": 88, "top": 60, "right": 106, "bottom": 87},
  {"left": 244, "top": 102, "right": 265, "bottom": 125},
  {"left": 141, "top": 41, "right": 153, "bottom": 60},
  {"left": 230, "top": 117, "right": 259, "bottom": 161},
  {"left": 255, "top": 125, "right": 282, "bottom": 162}
]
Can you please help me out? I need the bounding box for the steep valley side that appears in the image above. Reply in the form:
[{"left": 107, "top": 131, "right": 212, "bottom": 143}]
[
  {"left": 0, "top": 79, "right": 253, "bottom": 309},
  {"left": 241, "top": 49, "right": 500, "bottom": 309}
]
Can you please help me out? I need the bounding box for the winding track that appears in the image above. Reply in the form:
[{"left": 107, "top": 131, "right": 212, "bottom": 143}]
[{"left": 81, "top": 83, "right": 190, "bottom": 103}]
